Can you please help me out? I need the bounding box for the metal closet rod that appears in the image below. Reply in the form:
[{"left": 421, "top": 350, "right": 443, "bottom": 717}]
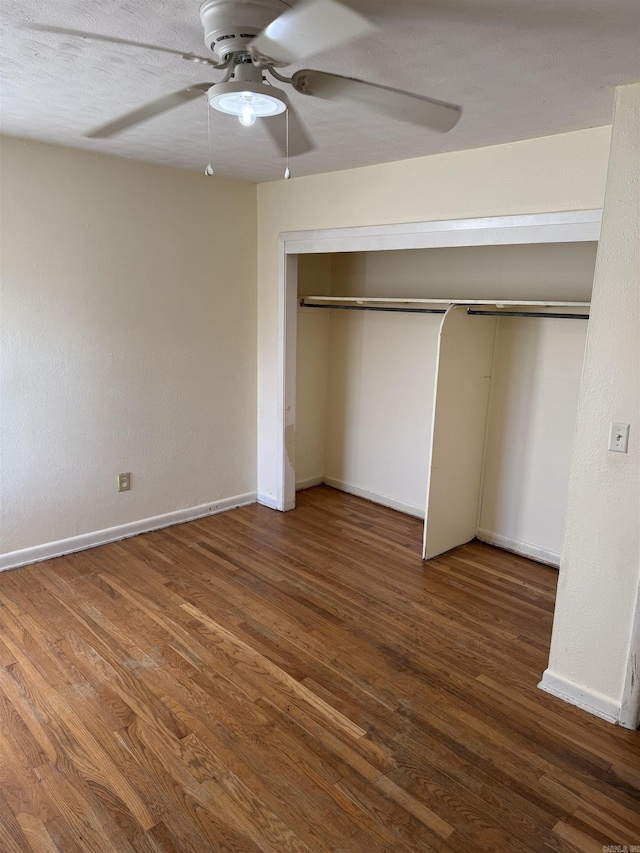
[
  {"left": 300, "top": 301, "right": 446, "bottom": 315},
  {"left": 299, "top": 301, "right": 589, "bottom": 320},
  {"left": 467, "top": 309, "right": 589, "bottom": 320}
]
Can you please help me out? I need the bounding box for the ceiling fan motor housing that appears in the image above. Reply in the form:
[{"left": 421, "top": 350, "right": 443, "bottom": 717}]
[{"left": 199, "top": 0, "right": 292, "bottom": 59}]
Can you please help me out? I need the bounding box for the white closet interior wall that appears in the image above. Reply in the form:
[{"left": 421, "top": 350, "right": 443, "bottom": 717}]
[
  {"left": 296, "top": 242, "right": 597, "bottom": 561},
  {"left": 478, "top": 315, "right": 590, "bottom": 564},
  {"left": 296, "top": 254, "right": 332, "bottom": 490}
]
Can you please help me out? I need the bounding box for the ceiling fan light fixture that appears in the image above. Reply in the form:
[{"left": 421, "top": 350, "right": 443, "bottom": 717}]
[{"left": 208, "top": 81, "right": 287, "bottom": 127}]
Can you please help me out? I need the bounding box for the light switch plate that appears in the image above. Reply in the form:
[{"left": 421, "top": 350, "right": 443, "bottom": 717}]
[
  {"left": 117, "top": 472, "right": 131, "bottom": 491},
  {"left": 608, "top": 423, "right": 629, "bottom": 453}
]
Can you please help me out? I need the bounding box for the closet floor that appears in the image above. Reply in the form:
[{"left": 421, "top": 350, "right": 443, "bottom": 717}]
[{"left": 0, "top": 485, "right": 638, "bottom": 852}]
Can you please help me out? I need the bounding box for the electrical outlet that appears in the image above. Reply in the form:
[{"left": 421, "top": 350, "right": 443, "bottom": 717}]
[
  {"left": 117, "top": 472, "right": 131, "bottom": 492},
  {"left": 608, "top": 423, "right": 630, "bottom": 453}
]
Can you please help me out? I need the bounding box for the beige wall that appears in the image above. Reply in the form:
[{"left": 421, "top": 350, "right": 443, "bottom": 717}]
[
  {"left": 545, "top": 83, "right": 640, "bottom": 717},
  {"left": 1, "top": 138, "right": 257, "bottom": 558},
  {"left": 330, "top": 243, "right": 597, "bottom": 302}
]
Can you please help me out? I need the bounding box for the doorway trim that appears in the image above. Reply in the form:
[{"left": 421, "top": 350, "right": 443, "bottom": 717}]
[{"left": 275, "top": 208, "right": 602, "bottom": 513}]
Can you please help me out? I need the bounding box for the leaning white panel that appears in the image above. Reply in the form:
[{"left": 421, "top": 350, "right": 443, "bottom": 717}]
[{"left": 423, "top": 305, "right": 497, "bottom": 560}]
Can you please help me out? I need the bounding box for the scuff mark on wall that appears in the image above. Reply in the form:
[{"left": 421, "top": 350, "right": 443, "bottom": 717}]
[{"left": 285, "top": 423, "right": 296, "bottom": 471}]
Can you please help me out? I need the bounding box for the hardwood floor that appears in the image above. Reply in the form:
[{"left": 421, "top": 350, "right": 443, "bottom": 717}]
[{"left": 0, "top": 485, "right": 638, "bottom": 852}]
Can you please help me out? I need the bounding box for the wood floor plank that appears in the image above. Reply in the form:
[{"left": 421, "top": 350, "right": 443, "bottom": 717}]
[
  {"left": 138, "top": 667, "right": 363, "bottom": 847},
  {"left": 35, "top": 760, "right": 136, "bottom": 853},
  {"left": 552, "top": 820, "right": 608, "bottom": 852},
  {"left": 0, "top": 787, "right": 35, "bottom": 853},
  {"left": 179, "top": 599, "right": 369, "bottom": 741},
  {"left": 0, "top": 632, "right": 157, "bottom": 833},
  {"left": 0, "top": 486, "right": 637, "bottom": 852},
  {"left": 13, "top": 812, "right": 59, "bottom": 853}
]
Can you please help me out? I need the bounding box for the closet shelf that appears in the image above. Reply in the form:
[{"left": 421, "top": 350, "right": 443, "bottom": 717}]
[{"left": 300, "top": 296, "right": 591, "bottom": 307}]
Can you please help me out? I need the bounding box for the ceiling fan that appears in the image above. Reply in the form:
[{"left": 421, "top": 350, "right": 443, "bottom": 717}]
[{"left": 28, "top": 0, "right": 462, "bottom": 160}]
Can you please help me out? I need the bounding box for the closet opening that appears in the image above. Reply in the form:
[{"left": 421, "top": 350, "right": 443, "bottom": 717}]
[{"left": 273, "top": 212, "right": 602, "bottom": 568}]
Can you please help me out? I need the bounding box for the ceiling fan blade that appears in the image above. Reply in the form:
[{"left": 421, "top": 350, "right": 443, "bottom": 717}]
[
  {"left": 263, "top": 104, "right": 316, "bottom": 158},
  {"left": 86, "top": 85, "right": 212, "bottom": 138},
  {"left": 249, "top": 0, "right": 376, "bottom": 67},
  {"left": 24, "top": 23, "right": 219, "bottom": 66},
  {"left": 292, "top": 69, "right": 461, "bottom": 132}
]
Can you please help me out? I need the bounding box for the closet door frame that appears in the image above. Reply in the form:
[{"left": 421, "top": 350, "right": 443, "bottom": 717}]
[{"left": 274, "top": 209, "right": 602, "bottom": 514}]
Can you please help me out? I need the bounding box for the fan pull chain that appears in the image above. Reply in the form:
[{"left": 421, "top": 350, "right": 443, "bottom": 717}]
[
  {"left": 284, "top": 109, "right": 291, "bottom": 180},
  {"left": 204, "top": 101, "right": 214, "bottom": 176}
]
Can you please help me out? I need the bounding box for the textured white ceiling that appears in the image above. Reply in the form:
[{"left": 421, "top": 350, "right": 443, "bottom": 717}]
[{"left": 1, "top": 0, "right": 638, "bottom": 182}]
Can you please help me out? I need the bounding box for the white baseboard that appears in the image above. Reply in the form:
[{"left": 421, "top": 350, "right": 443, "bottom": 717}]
[
  {"left": 0, "top": 492, "right": 257, "bottom": 572},
  {"left": 257, "top": 492, "right": 279, "bottom": 510},
  {"left": 323, "top": 476, "right": 425, "bottom": 519},
  {"left": 296, "top": 476, "right": 324, "bottom": 491},
  {"left": 538, "top": 669, "right": 620, "bottom": 724},
  {"left": 476, "top": 528, "right": 560, "bottom": 567}
]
